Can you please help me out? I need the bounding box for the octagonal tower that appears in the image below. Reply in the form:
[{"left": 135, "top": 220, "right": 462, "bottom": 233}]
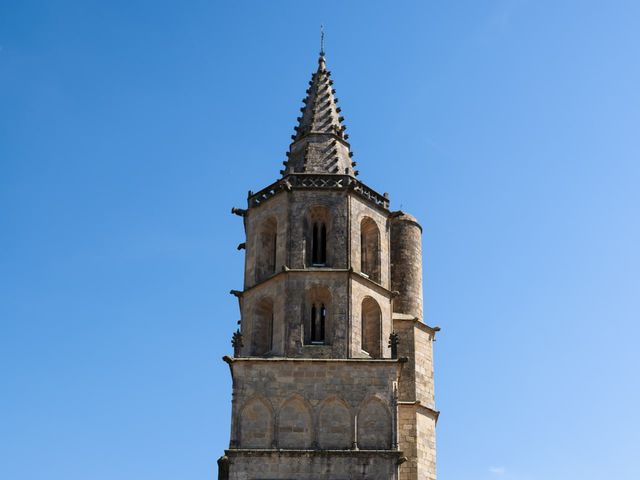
[{"left": 218, "top": 49, "right": 439, "bottom": 480}]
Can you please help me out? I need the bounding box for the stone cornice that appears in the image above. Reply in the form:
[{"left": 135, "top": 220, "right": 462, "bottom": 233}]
[
  {"left": 223, "top": 355, "right": 403, "bottom": 365},
  {"left": 239, "top": 267, "right": 394, "bottom": 297},
  {"left": 225, "top": 448, "right": 404, "bottom": 457},
  {"left": 247, "top": 174, "right": 390, "bottom": 213},
  {"left": 350, "top": 269, "right": 394, "bottom": 296}
]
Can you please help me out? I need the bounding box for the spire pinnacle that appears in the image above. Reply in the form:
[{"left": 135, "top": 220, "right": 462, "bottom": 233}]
[{"left": 282, "top": 46, "right": 355, "bottom": 177}]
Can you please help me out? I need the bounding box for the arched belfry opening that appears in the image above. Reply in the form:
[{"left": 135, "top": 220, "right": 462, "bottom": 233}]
[
  {"left": 255, "top": 217, "right": 277, "bottom": 282},
  {"left": 361, "top": 217, "right": 381, "bottom": 283},
  {"left": 304, "top": 286, "right": 331, "bottom": 345},
  {"left": 361, "top": 297, "right": 382, "bottom": 358},
  {"left": 307, "top": 206, "right": 330, "bottom": 267}
]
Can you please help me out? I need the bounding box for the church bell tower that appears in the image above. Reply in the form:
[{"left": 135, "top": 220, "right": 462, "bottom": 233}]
[{"left": 219, "top": 47, "right": 439, "bottom": 480}]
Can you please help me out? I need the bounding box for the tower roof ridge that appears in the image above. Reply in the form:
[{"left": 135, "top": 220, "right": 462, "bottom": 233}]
[{"left": 282, "top": 52, "right": 356, "bottom": 177}]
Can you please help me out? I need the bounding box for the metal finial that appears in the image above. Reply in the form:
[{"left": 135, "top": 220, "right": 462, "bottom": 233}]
[{"left": 320, "top": 25, "right": 325, "bottom": 56}]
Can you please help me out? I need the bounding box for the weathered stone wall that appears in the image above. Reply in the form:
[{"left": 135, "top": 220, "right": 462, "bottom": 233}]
[
  {"left": 397, "top": 404, "right": 418, "bottom": 480},
  {"left": 228, "top": 358, "right": 400, "bottom": 451},
  {"left": 394, "top": 315, "right": 417, "bottom": 401},
  {"left": 393, "top": 317, "right": 436, "bottom": 406},
  {"left": 414, "top": 323, "right": 436, "bottom": 408},
  {"left": 416, "top": 407, "right": 437, "bottom": 480},
  {"left": 394, "top": 316, "right": 438, "bottom": 480},
  {"left": 397, "top": 404, "right": 437, "bottom": 480},
  {"left": 225, "top": 450, "right": 400, "bottom": 480}
]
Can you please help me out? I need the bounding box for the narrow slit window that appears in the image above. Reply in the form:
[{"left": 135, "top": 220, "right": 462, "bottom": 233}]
[
  {"left": 320, "top": 304, "right": 326, "bottom": 341},
  {"left": 320, "top": 224, "right": 326, "bottom": 264},
  {"left": 360, "top": 231, "right": 368, "bottom": 275},
  {"left": 272, "top": 232, "right": 277, "bottom": 273},
  {"left": 312, "top": 224, "right": 319, "bottom": 264},
  {"left": 312, "top": 222, "right": 327, "bottom": 265},
  {"left": 311, "top": 304, "right": 318, "bottom": 342},
  {"left": 268, "top": 311, "right": 274, "bottom": 352},
  {"left": 310, "top": 303, "right": 325, "bottom": 344}
]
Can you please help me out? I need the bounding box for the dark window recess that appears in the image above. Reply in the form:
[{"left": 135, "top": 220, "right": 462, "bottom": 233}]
[
  {"left": 272, "top": 233, "right": 277, "bottom": 273},
  {"left": 268, "top": 312, "right": 274, "bottom": 351},
  {"left": 310, "top": 303, "right": 326, "bottom": 343},
  {"left": 312, "top": 222, "right": 327, "bottom": 265}
]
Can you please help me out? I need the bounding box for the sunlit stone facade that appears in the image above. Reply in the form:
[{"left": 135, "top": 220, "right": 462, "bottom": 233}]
[{"left": 218, "top": 50, "right": 439, "bottom": 480}]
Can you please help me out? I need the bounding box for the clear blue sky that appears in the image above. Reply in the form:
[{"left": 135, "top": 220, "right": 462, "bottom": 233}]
[{"left": 1, "top": 1, "right": 639, "bottom": 479}]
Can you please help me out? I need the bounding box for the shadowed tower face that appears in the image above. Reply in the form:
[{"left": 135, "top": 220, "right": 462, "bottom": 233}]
[{"left": 219, "top": 48, "right": 439, "bottom": 480}]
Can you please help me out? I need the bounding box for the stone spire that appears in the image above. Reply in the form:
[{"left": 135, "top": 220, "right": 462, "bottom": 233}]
[{"left": 282, "top": 52, "right": 356, "bottom": 176}]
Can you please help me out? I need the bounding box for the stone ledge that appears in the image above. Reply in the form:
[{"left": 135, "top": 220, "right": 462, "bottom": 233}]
[
  {"left": 247, "top": 174, "right": 390, "bottom": 212},
  {"left": 223, "top": 355, "right": 404, "bottom": 364},
  {"left": 240, "top": 267, "right": 394, "bottom": 297},
  {"left": 225, "top": 448, "right": 404, "bottom": 458}
]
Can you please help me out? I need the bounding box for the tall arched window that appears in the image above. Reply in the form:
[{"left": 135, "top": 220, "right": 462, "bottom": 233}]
[
  {"left": 307, "top": 206, "right": 329, "bottom": 267},
  {"left": 252, "top": 297, "right": 274, "bottom": 356},
  {"left": 255, "top": 217, "right": 277, "bottom": 282},
  {"left": 305, "top": 287, "right": 331, "bottom": 345},
  {"left": 361, "top": 297, "right": 382, "bottom": 358},
  {"left": 360, "top": 217, "right": 381, "bottom": 283}
]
